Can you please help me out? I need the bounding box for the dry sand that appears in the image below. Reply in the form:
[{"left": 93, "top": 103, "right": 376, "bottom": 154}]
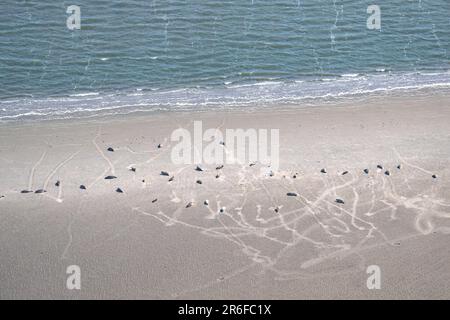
[{"left": 0, "top": 92, "right": 450, "bottom": 299}]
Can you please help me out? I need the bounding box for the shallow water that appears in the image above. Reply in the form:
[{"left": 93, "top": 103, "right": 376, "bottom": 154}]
[{"left": 1, "top": 0, "right": 449, "bottom": 120}]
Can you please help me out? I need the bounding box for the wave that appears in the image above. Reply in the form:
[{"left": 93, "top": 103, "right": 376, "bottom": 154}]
[
  {"left": 69, "top": 92, "right": 100, "bottom": 97},
  {"left": 1, "top": 71, "right": 449, "bottom": 121}
]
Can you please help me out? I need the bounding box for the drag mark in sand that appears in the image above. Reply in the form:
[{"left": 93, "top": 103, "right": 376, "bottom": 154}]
[
  {"left": 61, "top": 201, "right": 82, "bottom": 260},
  {"left": 130, "top": 150, "right": 449, "bottom": 295},
  {"left": 93, "top": 127, "right": 116, "bottom": 175},
  {"left": 393, "top": 147, "right": 434, "bottom": 176},
  {"left": 27, "top": 149, "right": 48, "bottom": 192},
  {"left": 42, "top": 149, "right": 81, "bottom": 202},
  {"left": 7, "top": 125, "right": 449, "bottom": 298}
]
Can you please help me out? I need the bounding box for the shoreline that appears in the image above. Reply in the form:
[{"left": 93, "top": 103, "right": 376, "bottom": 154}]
[{"left": 2, "top": 79, "right": 450, "bottom": 123}]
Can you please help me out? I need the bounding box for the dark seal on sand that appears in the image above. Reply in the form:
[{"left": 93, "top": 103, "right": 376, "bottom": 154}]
[
  {"left": 342, "top": 171, "right": 349, "bottom": 175},
  {"left": 397, "top": 165, "right": 401, "bottom": 169},
  {"left": 321, "top": 168, "right": 327, "bottom": 174},
  {"left": 55, "top": 181, "right": 60, "bottom": 187},
  {"left": 130, "top": 167, "right": 136, "bottom": 173},
  {"left": 335, "top": 198, "right": 345, "bottom": 204},
  {"left": 107, "top": 147, "right": 114, "bottom": 152},
  {"left": 432, "top": 174, "right": 437, "bottom": 179},
  {"left": 104, "top": 176, "right": 117, "bottom": 180},
  {"left": 384, "top": 170, "right": 390, "bottom": 176},
  {"left": 196, "top": 180, "right": 202, "bottom": 185},
  {"left": 195, "top": 166, "right": 204, "bottom": 172},
  {"left": 363, "top": 169, "right": 369, "bottom": 174},
  {"left": 80, "top": 185, "right": 87, "bottom": 190},
  {"left": 160, "top": 171, "right": 169, "bottom": 176},
  {"left": 21, "top": 190, "right": 33, "bottom": 194},
  {"left": 186, "top": 202, "right": 193, "bottom": 208},
  {"left": 286, "top": 192, "right": 298, "bottom": 197},
  {"left": 116, "top": 188, "right": 124, "bottom": 193},
  {"left": 168, "top": 176, "right": 174, "bottom": 182},
  {"left": 35, "top": 189, "right": 46, "bottom": 194},
  {"left": 152, "top": 198, "right": 158, "bottom": 203},
  {"left": 377, "top": 165, "right": 383, "bottom": 170},
  {"left": 216, "top": 165, "right": 224, "bottom": 170}
]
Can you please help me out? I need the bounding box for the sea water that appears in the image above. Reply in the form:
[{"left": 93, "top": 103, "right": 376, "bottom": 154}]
[{"left": 0, "top": 0, "right": 449, "bottom": 120}]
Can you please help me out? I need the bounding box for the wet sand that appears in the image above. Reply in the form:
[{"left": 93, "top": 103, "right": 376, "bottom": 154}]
[{"left": 0, "top": 92, "right": 450, "bottom": 299}]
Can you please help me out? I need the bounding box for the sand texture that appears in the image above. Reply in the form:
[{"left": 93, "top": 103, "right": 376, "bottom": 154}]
[{"left": 1, "top": 93, "right": 450, "bottom": 299}]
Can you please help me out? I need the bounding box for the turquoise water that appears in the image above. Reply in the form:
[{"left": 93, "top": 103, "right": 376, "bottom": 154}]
[{"left": 1, "top": 0, "right": 449, "bottom": 120}]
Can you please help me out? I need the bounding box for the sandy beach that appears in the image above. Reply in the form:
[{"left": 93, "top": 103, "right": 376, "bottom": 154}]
[{"left": 1, "top": 92, "right": 450, "bottom": 299}]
